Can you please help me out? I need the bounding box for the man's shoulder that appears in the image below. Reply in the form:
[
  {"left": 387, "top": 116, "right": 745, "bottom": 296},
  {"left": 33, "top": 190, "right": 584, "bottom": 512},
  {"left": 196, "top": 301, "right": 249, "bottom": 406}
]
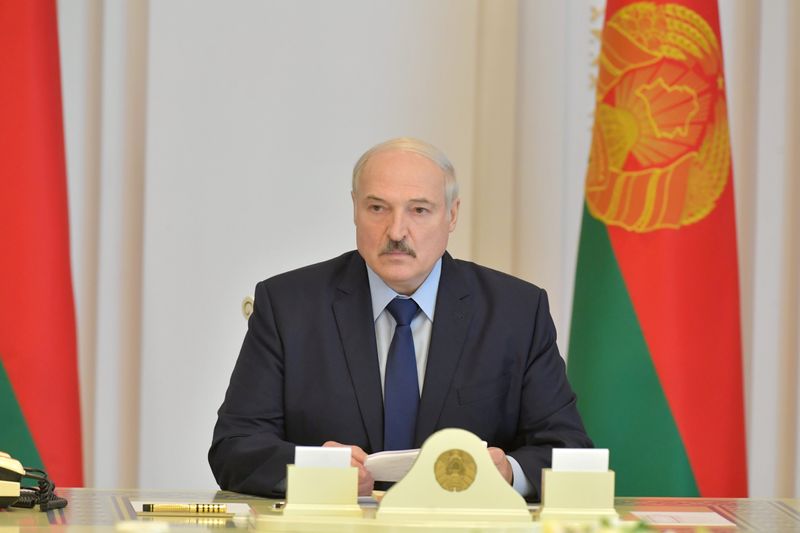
[
  {"left": 257, "top": 251, "right": 361, "bottom": 291},
  {"left": 449, "top": 256, "right": 544, "bottom": 295},
  {"left": 446, "top": 256, "right": 553, "bottom": 325}
]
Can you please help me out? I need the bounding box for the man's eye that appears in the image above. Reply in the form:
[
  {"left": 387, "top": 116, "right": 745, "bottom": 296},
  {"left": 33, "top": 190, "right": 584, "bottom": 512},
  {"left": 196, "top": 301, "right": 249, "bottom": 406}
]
[
  {"left": 414, "top": 207, "right": 429, "bottom": 215},
  {"left": 369, "top": 205, "right": 384, "bottom": 212}
]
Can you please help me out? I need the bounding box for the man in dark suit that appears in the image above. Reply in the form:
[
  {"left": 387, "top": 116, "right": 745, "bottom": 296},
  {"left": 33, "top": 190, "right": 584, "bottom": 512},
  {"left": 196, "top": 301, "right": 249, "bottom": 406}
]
[{"left": 209, "top": 138, "right": 592, "bottom": 501}]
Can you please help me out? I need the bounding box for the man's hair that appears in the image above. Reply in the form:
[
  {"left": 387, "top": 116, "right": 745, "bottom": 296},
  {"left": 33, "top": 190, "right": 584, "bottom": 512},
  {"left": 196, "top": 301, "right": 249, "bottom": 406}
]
[{"left": 352, "top": 137, "right": 459, "bottom": 209}]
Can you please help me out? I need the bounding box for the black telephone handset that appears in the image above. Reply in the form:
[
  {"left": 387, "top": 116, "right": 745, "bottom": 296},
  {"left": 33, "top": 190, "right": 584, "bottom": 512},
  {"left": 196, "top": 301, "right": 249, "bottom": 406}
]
[{"left": 0, "top": 452, "right": 67, "bottom": 511}]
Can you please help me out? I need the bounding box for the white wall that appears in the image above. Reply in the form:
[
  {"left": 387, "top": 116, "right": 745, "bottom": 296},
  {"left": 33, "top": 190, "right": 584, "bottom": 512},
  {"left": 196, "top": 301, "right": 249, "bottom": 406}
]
[{"left": 145, "top": 0, "right": 479, "bottom": 489}]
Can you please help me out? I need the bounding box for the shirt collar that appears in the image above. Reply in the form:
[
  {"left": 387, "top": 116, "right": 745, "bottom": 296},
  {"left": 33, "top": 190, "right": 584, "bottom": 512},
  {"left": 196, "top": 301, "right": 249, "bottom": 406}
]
[{"left": 366, "top": 257, "right": 441, "bottom": 322}]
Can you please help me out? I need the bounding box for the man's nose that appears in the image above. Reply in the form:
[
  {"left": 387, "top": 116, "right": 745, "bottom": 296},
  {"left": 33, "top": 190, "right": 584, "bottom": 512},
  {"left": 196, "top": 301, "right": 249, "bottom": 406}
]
[{"left": 387, "top": 212, "right": 408, "bottom": 241}]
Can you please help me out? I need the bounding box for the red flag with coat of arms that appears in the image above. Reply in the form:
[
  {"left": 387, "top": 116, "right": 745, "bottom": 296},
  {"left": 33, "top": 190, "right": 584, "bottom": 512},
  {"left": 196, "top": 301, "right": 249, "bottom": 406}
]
[{"left": 568, "top": 0, "right": 747, "bottom": 497}]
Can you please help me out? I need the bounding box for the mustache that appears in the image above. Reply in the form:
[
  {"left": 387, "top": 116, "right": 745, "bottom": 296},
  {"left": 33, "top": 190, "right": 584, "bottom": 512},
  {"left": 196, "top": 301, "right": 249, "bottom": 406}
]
[{"left": 380, "top": 239, "right": 417, "bottom": 258}]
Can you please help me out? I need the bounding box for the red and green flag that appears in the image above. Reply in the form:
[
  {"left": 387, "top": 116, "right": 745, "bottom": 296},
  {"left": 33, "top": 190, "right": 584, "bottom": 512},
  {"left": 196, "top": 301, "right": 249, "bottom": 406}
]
[
  {"left": 568, "top": 0, "right": 747, "bottom": 497},
  {"left": 0, "top": 0, "right": 84, "bottom": 486}
]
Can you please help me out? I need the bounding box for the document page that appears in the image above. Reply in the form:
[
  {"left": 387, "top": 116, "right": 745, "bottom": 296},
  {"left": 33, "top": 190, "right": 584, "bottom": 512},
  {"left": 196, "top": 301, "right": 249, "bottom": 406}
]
[
  {"left": 364, "top": 449, "right": 419, "bottom": 482},
  {"left": 632, "top": 511, "right": 736, "bottom": 527}
]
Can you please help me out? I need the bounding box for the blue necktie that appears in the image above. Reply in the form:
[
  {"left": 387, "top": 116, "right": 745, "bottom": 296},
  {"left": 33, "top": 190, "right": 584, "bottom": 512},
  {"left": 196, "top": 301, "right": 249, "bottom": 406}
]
[{"left": 383, "top": 297, "right": 420, "bottom": 450}]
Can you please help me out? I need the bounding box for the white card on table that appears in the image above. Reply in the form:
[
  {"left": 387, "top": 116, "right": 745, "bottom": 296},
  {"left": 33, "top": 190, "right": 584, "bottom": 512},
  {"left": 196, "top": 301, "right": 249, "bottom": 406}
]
[
  {"left": 294, "top": 446, "right": 351, "bottom": 468},
  {"left": 551, "top": 448, "right": 609, "bottom": 472}
]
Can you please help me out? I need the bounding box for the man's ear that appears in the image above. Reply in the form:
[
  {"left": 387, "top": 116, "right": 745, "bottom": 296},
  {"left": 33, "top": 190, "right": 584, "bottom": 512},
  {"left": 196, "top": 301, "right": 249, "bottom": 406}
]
[
  {"left": 351, "top": 190, "right": 357, "bottom": 225},
  {"left": 448, "top": 198, "right": 461, "bottom": 232}
]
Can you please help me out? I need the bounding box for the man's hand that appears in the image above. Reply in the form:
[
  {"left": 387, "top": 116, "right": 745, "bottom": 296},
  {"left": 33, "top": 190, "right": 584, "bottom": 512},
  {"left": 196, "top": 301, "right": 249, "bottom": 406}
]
[
  {"left": 323, "top": 441, "right": 374, "bottom": 496},
  {"left": 488, "top": 447, "right": 513, "bottom": 485}
]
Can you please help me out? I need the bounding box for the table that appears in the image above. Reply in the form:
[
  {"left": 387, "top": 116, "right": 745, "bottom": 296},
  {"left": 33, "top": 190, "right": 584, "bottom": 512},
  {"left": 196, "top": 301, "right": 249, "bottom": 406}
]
[{"left": 1, "top": 488, "right": 799, "bottom": 532}]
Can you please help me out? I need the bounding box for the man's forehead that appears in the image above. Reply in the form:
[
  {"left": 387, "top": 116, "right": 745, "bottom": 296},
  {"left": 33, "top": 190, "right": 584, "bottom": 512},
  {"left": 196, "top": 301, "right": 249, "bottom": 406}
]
[
  {"left": 364, "top": 193, "right": 435, "bottom": 205},
  {"left": 361, "top": 151, "right": 446, "bottom": 184},
  {"left": 357, "top": 177, "right": 446, "bottom": 205}
]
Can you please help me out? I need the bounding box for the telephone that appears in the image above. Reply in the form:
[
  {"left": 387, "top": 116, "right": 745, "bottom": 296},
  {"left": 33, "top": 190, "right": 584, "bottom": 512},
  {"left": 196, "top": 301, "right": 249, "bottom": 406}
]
[
  {"left": 0, "top": 451, "right": 24, "bottom": 508},
  {"left": 0, "top": 452, "right": 67, "bottom": 511}
]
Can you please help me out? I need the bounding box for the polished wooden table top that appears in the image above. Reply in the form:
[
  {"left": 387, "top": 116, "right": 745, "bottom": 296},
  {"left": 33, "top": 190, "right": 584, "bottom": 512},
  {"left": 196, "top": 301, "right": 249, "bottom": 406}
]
[{"left": 1, "top": 488, "right": 799, "bottom": 532}]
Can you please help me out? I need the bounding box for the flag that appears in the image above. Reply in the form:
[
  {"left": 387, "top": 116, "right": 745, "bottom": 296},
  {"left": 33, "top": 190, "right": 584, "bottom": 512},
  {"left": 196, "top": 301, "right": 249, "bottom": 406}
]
[
  {"left": 0, "top": 0, "right": 84, "bottom": 486},
  {"left": 567, "top": 0, "right": 747, "bottom": 497}
]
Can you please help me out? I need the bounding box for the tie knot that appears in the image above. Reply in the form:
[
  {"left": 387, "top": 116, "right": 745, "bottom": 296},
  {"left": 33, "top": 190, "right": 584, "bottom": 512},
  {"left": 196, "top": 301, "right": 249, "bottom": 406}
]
[{"left": 386, "top": 297, "right": 419, "bottom": 327}]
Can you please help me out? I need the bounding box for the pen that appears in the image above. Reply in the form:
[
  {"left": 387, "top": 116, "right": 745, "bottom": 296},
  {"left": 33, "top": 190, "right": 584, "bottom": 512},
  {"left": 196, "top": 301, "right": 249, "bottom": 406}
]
[{"left": 142, "top": 503, "right": 227, "bottom": 513}]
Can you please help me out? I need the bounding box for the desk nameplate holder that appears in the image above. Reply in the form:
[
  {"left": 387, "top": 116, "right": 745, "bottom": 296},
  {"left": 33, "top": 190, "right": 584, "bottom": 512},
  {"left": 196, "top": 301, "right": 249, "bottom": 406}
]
[
  {"left": 283, "top": 465, "right": 361, "bottom": 517},
  {"left": 255, "top": 428, "right": 538, "bottom": 532},
  {"left": 538, "top": 468, "right": 619, "bottom": 524}
]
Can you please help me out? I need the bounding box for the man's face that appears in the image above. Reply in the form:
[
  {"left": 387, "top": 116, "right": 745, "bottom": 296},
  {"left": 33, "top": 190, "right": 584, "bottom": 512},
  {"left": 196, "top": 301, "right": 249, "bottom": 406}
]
[{"left": 352, "top": 149, "right": 459, "bottom": 295}]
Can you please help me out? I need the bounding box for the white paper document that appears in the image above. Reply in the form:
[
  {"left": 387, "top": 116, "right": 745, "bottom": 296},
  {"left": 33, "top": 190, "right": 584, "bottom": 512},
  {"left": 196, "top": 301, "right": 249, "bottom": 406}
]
[
  {"left": 364, "top": 448, "right": 419, "bottom": 482},
  {"left": 632, "top": 511, "right": 736, "bottom": 527}
]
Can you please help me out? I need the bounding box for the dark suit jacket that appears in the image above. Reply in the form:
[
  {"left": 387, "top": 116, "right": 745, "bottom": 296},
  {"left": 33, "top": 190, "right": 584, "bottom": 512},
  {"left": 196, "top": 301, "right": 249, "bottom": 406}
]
[{"left": 209, "top": 251, "right": 591, "bottom": 500}]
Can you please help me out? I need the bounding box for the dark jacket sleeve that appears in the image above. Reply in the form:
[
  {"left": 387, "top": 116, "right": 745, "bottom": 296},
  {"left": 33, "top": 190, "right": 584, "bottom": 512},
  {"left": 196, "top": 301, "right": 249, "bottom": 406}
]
[
  {"left": 506, "top": 289, "right": 594, "bottom": 501},
  {"left": 208, "top": 281, "right": 293, "bottom": 496}
]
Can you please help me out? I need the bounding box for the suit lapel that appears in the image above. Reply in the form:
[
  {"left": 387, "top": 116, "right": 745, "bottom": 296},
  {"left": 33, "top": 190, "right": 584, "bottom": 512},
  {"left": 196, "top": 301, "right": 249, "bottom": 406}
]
[
  {"left": 415, "top": 253, "right": 472, "bottom": 446},
  {"left": 332, "top": 252, "right": 384, "bottom": 452}
]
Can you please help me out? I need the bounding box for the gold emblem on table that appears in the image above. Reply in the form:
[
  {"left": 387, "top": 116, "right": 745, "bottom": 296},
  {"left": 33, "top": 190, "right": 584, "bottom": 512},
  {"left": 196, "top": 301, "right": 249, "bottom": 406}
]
[{"left": 433, "top": 449, "right": 477, "bottom": 492}]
